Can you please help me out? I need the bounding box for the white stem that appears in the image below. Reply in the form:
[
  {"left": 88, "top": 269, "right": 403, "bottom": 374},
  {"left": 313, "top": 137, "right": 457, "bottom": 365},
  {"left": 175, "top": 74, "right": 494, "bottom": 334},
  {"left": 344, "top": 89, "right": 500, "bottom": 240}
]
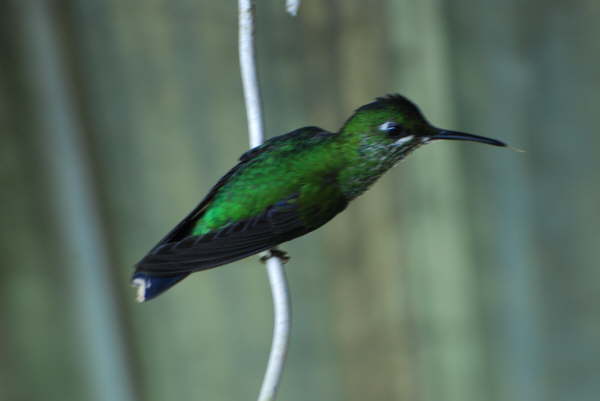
[
  {"left": 285, "top": 0, "right": 301, "bottom": 16},
  {"left": 238, "top": 2, "right": 292, "bottom": 401},
  {"left": 239, "top": 0, "right": 264, "bottom": 148},
  {"left": 259, "top": 258, "right": 292, "bottom": 401}
]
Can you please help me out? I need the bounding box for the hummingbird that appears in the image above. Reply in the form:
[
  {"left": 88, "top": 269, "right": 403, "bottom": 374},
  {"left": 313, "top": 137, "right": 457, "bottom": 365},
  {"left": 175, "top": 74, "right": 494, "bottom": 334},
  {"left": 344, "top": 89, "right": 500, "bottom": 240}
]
[{"left": 132, "top": 94, "right": 505, "bottom": 302}]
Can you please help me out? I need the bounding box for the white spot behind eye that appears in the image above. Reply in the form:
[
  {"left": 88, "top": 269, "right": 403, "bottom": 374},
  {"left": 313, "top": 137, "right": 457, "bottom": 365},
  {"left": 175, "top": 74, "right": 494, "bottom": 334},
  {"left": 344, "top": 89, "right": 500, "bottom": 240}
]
[
  {"left": 379, "top": 121, "right": 395, "bottom": 131},
  {"left": 393, "top": 135, "right": 414, "bottom": 146}
]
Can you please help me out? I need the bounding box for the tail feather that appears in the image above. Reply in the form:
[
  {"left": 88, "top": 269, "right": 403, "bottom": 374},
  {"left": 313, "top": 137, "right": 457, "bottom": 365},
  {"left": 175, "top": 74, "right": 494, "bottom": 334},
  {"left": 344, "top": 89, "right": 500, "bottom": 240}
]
[{"left": 132, "top": 272, "right": 190, "bottom": 302}]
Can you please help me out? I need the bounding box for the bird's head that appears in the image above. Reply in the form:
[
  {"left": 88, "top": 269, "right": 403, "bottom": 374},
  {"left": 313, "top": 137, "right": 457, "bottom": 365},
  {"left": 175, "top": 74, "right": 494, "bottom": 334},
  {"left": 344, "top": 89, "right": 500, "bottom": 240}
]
[{"left": 339, "top": 94, "right": 506, "bottom": 164}]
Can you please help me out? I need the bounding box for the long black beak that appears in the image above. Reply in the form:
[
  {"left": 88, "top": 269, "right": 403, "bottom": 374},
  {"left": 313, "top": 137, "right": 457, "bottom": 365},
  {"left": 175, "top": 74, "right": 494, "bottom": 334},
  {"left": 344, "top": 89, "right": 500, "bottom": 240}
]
[{"left": 430, "top": 130, "right": 506, "bottom": 147}]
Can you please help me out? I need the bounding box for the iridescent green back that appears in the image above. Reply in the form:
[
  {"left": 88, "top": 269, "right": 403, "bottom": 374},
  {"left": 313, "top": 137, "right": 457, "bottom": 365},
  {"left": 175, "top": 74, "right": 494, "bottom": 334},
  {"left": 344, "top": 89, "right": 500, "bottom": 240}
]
[{"left": 192, "top": 127, "right": 344, "bottom": 235}]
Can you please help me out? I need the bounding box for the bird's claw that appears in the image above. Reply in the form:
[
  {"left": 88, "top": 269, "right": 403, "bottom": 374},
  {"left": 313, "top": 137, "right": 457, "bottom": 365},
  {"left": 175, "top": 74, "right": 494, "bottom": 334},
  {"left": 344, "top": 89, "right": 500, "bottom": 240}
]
[{"left": 260, "top": 248, "right": 290, "bottom": 264}]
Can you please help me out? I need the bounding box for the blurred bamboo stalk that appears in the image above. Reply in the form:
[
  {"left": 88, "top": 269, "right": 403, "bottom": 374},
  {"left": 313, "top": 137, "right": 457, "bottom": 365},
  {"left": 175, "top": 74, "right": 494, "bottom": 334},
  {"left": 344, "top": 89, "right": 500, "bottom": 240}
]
[
  {"left": 16, "top": 2, "right": 137, "bottom": 401},
  {"left": 388, "top": 1, "right": 486, "bottom": 400}
]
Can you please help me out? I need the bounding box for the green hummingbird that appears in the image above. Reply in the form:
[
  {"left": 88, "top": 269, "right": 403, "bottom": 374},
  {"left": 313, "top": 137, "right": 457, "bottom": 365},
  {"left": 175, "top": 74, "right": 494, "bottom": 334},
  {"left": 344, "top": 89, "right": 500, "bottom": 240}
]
[{"left": 133, "top": 94, "right": 505, "bottom": 301}]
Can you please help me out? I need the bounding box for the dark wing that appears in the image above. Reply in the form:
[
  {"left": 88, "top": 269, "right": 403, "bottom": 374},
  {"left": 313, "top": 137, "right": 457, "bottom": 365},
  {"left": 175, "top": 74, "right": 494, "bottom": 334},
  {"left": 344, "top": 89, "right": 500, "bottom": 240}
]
[
  {"left": 141, "top": 160, "right": 243, "bottom": 253},
  {"left": 142, "top": 126, "right": 329, "bottom": 250},
  {"left": 134, "top": 126, "right": 338, "bottom": 276},
  {"left": 135, "top": 195, "right": 322, "bottom": 276}
]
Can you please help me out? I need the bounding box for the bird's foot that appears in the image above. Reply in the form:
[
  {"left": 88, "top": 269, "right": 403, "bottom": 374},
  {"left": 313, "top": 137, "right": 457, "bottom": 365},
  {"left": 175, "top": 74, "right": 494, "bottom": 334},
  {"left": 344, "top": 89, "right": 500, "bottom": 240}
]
[{"left": 260, "top": 248, "right": 290, "bottom": 264}]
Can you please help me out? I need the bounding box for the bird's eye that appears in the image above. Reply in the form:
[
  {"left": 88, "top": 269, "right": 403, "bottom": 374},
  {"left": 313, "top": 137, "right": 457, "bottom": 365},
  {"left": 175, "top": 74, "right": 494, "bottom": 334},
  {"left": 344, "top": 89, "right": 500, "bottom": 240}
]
[{"left": 378, "top": 121, "right": 405, "bottom": 137}]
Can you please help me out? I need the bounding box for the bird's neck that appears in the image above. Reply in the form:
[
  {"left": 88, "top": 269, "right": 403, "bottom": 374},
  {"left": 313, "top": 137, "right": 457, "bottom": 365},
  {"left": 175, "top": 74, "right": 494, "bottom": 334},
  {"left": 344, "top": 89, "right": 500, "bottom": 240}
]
[{"left": 335, "top": 133, "right": 396, "bottom": 200}]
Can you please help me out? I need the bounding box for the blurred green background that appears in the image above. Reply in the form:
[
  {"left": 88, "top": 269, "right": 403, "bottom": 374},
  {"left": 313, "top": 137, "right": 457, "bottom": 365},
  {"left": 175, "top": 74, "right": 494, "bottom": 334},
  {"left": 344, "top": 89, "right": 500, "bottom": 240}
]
[{"left": 2, "top": 1, "right": 599, "bottom": 401}]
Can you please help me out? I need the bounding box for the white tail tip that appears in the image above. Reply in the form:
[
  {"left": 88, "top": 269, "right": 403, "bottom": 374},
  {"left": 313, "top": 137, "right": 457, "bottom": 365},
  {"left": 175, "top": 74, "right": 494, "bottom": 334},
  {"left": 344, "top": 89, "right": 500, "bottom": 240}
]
[{"left": 132, "top": 278, "right": 148, "bottom": 303}]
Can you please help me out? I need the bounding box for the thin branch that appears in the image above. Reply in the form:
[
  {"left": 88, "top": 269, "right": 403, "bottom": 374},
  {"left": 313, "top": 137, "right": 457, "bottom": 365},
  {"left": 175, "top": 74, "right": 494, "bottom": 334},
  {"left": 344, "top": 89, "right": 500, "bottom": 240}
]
[
  {"left": 286, "top": 0, "right": 301, "bottom": 16},
  {"left": 238, "top": 1, "right": 292, "bottom": 401},
  {"left": 239, "top": 0, "right": 264, "bottom": 147},
  {"left": 258, "top": 258, "right": 292, "bottom": 401}
]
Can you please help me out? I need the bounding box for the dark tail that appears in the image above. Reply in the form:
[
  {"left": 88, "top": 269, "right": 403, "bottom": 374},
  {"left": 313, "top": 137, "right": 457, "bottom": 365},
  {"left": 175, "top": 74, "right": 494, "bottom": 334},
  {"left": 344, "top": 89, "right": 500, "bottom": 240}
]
[{"left": 131, "top": 272, "right": 190, "bottom": 302}]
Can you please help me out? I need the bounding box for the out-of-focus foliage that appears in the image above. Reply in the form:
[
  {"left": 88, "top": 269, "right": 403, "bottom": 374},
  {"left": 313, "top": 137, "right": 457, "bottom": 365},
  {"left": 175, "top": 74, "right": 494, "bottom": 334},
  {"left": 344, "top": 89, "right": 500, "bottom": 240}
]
[{"left": 1, "top": 1, "right": 599, "bottom": 401}]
